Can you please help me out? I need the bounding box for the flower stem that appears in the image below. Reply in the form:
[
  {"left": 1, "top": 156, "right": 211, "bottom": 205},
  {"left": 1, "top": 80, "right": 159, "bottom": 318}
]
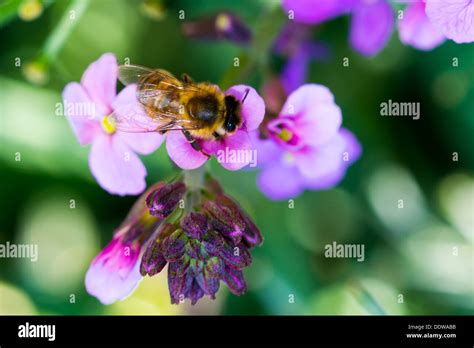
[
  {"left": 42, "top": 0, "right": 90, "bottom": 61},
  {"left": 183, "top": 166, "right": 206, "bottom": 212}
]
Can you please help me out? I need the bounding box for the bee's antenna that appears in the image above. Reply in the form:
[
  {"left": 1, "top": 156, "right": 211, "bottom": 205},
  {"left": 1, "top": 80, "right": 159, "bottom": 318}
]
[{"left": 241, "top": 88, "right": 250, "bottom": 104}]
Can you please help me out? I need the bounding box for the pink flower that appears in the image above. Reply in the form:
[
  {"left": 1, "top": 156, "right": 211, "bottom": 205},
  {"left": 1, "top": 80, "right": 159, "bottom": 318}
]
[
  {"left": 252, "top": 84, "right": 361, "bottom": 200},
  {"left": 85, "top": 236, "right": 143, "bottom": 305},
  {"left": 62, "top": 53, "right": 164, "bottom": 196},
  {"left": 165, "top": 85, "right": 265, "bottom": 170},
  {"left": 282, "top": 0, "right": 395, "bottom": 56},
  {"left": 398, "top": 1, "right": 446, "bottom": 50},
  {"left": 425, "top": 0, "right": 474, "bottom": 44},
  {"left": 85, "top": 182, "right": 176, "bottom": 305}
]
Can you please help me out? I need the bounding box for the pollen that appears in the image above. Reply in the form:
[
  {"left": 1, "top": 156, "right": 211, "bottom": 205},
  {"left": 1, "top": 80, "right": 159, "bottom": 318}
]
[
  {"left": 276, "top": 128, "right": 293, "bottom": 142},
  {"left": 216, "top": 13, "right": 232, "bottom": 32},
  {"left": 101, "top": 115, "right": 116, "bottom": 134},
  {"left": 283, "top": 152, "right": 295, "bottom": 164}
]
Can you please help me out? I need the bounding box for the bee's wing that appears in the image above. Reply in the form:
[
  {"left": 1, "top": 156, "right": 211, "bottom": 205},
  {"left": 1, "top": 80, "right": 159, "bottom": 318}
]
[
  {"left": 118, "top": 65, "right": 154, "bottom": 86},
  {"left": 109, "top": 101, "right": 201, "bottom": 133},
  {"left": 116, "top": 66, "right": 203, "bottom": 132},
  {"left": 118, "top": 65, "right": 188, "bottom": 88},
  {"left": 108, "top": 103, "right": 162, "bottom": 133}
]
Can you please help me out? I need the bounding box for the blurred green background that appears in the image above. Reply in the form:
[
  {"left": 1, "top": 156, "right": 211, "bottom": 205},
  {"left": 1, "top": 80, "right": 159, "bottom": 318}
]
[{"left": 0, "top": 0, "right": 473, "bottom": 315}]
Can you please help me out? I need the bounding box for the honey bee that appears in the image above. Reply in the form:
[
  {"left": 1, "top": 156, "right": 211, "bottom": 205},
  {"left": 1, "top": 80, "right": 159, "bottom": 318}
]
[{"left": 110, "top": 65, "right": 249, "bottom": 152}]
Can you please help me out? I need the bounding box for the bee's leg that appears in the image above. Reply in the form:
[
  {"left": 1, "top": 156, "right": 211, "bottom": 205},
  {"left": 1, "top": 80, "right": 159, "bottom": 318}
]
[
  {"left": 182, "top": 74, "right": 194, "bottom": 83},
  {"left": 182, "top": 130, "right": 209, "bottom": 156}
]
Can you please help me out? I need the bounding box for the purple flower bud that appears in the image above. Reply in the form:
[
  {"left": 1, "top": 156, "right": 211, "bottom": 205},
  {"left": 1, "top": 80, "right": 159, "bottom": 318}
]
[
  {"left": 196, "top": 271, "right": 220, "bottom": 299},
  {"left": 202, "top": 230, "right": 224, "bottom": 256},
  {"left": 185, "top": 239, "right": 208, "bottom": 260},
  {"left": 188, "top": 279, "right": 205, "bottom": 305},
  {"left": 140, "top": 238, "right": 166, "bottom": 277},
  {"left": 162, "top": 230, "right": 188, "bottom": 262},
  {"left": 215, "top": 194, "right": 264, "bottom": 247},
  {"left": 168, "top": 270, "right": 188, "bottom": 304},
  {"left": 219, "top": 242, "right": 252, "bottom": 270},
  {"left": 168, "top": 255, "right": 190, "bottom": 277},
  {"left": 222, "top": 266, "right": 247, "bottom": 296},
  {"left": 182, "top": 12, "right": 251, "bottom": 45},
  {"left": 146, "top": 182, "right": 185, "bottom": 219},
  {"left": 139, "top": 223, "right": 176, "bottom": 277},
  {"left": 203, "top": 200, "right": 245, "bottom": 244},
  {"left": 205, "top": 256, "right": 223, "bottom": 276},
  {"left": 181, "top": 212, "right": 208, "bottom": 240},
  {"left": 93, "top": 175, "right": 263, "bottom": 306}
]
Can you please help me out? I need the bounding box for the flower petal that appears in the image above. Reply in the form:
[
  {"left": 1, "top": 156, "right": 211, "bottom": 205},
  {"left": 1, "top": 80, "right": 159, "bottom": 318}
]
[
  {"left": 257, "top": 158, "right": 305, "bottom": 200},
  {"left": 350, "top": 0, "right": 394, "bottom": 56},
  {"left": 425, "top": 0, "right": 474, "bottom": 43},
  {"left": 302, "top": 129, "right": 362, "bottom": 190},
  {"left": 165, "top": 131, "right": 209, "bottom": 170},
  {"left": 280, "top": 84, "right": 342, "bottom": 147},
  {"left": 248, "top": 131, "right": 282, "bottom": 167},
  {"left": 293, "top": 133, "right": 346, "bottom": 180},
  {"left": 281, "top": 44, "right": 311, "bottom": 95},
  {"left": 339, "top": 127, "right": 362, "bottom": 165},
  {"left": 89, "top": 134, "right": 147, "bottom": 196},
  {"left": 85, "top": 238, "right": 142, "bottom": 305},
  {"left": 282, "top": 0, "right": 354, "bottom": 24},
  {"left": 226, "top": 85, "right": 265, "bottom": 131},
  {"left": 398, "top": 1, "right": 446, "bottom": 50},
  {"left": 205, "top": 130, "right": 253, "bottom": 170},
  {"left": 81, "top": 53, "right": 118, "bottom": 115},
  {"left": 117, "top": 131, "right": 164, "bottom": 155},
  {"left": 62, "top": 82, "right": 101, "bottom": 145}
]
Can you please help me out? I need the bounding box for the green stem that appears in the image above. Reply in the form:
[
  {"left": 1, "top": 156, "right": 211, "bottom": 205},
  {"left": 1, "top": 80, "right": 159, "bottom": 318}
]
[
  {"left": 183, "top": 166, "right": 206, "bottom": 212},
  {"left": 42, "top": 0, "right": 90, "bottom": 61},
  {"left": 219, "top": 6, "right": 286, "bottom": 89}
]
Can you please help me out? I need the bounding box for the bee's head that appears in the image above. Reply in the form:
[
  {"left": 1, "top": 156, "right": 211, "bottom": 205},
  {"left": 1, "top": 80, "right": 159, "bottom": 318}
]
[{"left": 223, "top": 95, "right": 242, "bottom": 134}]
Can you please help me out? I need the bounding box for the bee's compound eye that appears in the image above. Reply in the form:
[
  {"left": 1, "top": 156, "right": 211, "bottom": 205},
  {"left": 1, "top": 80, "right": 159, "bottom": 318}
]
[{"left": 224, "top": 119, "right": 237, "bottom": 133}]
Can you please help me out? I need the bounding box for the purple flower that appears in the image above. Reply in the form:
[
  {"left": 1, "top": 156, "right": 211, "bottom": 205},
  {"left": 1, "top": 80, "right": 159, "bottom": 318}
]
[
  {"left": 282, "top": 0, "right": 394, "bottom": 56},
  {"left": 425, "top": 0, "right": 474, "bottom": 44},
  {"left": 349, "top": 0, "right": 394, "bottom": 56},
  {"left": 252, "top": 84, "right": 361, "bottom": 200},
  {"left": 274, "top": 22, "right": 331, "bottom": 94},
  {"left": 165, "top": 85, "right": 265, "bottom": 170},
  {"left": 398, "top": 1, "right": 446, "bottom": 50},
  {"left": 62, "top": 53, "right": 164, "bottom": 196},
  {"left": 282, "top": 0, "right": 354, "bottom": 24},
  {"left": 140, "top": 176, "right": 263, "bottom": 305},
  {"left": 182, "top": 12, "right": 252, "bottom": 44},
  {"left": 85, "top": 182, "right": 184, "bottom": 304}
]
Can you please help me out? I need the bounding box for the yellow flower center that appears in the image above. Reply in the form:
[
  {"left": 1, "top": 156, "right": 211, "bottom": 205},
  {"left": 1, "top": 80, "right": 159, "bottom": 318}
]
[
  {"left": 276, "top": 128, "right": 293, "bottom": 142},
  {"left": 18, "top": 0, "right": 43, "bottom": 21},
  {"left": 216, "top": 14, "right": 231, "bottom": 31},
  {"left": 101, "top": 115, "right": 116, "bottom": 134}
]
